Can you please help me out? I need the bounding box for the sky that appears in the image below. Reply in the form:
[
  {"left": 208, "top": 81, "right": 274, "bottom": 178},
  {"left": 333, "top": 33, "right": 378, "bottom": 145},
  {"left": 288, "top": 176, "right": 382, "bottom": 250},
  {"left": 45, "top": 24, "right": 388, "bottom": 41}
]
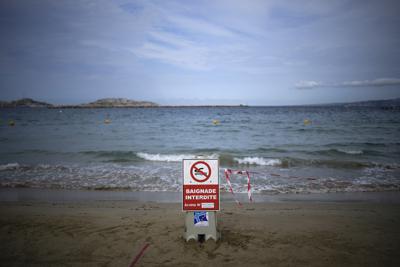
[{"left": 0, "top": 0, "right": 399, "bottom": 105}]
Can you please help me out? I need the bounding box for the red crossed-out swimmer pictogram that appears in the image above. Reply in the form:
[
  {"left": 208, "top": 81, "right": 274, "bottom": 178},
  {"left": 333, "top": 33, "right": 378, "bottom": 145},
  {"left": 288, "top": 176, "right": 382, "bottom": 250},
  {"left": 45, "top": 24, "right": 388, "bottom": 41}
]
[{"left": 190, "top": 161, "right": 212, "bottom": 182}]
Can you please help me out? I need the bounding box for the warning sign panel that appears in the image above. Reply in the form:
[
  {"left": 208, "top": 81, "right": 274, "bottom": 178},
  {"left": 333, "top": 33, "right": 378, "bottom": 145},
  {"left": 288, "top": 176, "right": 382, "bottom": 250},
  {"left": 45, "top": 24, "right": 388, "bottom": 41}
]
[{"left": 182, "top": 159, "right": 219, "bottom": 211}]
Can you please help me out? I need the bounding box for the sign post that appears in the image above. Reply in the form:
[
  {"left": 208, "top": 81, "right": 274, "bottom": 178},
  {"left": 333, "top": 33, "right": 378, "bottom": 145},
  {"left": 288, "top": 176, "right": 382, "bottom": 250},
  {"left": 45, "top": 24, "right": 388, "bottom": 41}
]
[{"left": 183, "top": 159, "right": 220, "bottom": 242}]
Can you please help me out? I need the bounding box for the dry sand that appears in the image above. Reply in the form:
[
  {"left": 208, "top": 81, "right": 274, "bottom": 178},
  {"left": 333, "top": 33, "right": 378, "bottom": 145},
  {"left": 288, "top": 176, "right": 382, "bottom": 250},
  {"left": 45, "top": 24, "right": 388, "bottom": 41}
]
[{"left": 0, "top": 200, "right": 399, "bottom": 267}]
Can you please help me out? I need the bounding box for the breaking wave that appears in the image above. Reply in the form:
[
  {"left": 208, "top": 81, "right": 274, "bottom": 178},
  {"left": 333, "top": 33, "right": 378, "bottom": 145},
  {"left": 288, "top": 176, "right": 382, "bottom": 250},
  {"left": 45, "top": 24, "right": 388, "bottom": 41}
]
[
  {"left": 336, "top": 149, "right": 363, "bottom": 155},
  {"left": 136, "top": 152, "right": 219, "bottom": 162},
  {"left": 136, "top": 152, "right": 195, "bottom": 162},
  {"left": 0, "top": 163, "right": 20, "bottom": 171},
  {"left": 313, "top": 149, "right": 364, "bottom": 155},
  {"left": 234, "top": 157, "right": 282, "bottom": 166}
]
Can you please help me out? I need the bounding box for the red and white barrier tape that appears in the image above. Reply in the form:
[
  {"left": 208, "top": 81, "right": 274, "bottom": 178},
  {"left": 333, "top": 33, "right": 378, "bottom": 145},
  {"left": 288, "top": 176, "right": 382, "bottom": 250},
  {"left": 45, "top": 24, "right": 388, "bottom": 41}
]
[
  {"left": 223, "top": 169, "right": 320, "bottom": 206},
  {"left": 224, "top": 168, "right": 253, "bottom": 205}
]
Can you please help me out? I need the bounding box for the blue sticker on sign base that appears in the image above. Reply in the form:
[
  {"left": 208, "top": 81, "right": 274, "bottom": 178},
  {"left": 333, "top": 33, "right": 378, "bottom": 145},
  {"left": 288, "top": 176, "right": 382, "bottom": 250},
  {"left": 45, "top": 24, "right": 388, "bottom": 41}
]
[{"left": 194, "top": 211, "right": 209, "bottom": 227}]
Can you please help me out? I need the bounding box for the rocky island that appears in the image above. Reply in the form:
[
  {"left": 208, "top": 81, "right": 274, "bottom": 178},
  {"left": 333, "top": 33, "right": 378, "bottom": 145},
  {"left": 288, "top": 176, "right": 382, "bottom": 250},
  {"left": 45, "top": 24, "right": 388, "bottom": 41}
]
[
  {"left": 78, "top": 98, "right": 158, "bottom": 108},
  {"left": 0, "top": 98, "right": 53, "bottom": 108},
  {"left": 52, "top": 98, "right": 159, "bottom": 108}
]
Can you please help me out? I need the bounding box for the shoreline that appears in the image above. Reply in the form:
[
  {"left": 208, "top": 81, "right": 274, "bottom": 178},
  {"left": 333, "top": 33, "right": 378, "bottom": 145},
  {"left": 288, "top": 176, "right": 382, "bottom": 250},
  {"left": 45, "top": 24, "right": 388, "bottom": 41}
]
[{"left": 1, "top": 187, "right": 400, "bottom": 203}]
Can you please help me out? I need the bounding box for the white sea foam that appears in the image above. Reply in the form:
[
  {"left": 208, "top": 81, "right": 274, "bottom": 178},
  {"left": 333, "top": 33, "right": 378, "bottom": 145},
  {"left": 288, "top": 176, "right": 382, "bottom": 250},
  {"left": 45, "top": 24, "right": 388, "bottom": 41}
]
[
  {"left": 136, "top": 152, "right": 218, "bottom": 162},
  {"left": 337, "top": 149, "right": 363, "bottom": 155},
  {"left": 0, "top": 163, "right": 20, "bottom": 171},
  {"left": 234, "top": 157, "right": 282, "bottom": 166}
]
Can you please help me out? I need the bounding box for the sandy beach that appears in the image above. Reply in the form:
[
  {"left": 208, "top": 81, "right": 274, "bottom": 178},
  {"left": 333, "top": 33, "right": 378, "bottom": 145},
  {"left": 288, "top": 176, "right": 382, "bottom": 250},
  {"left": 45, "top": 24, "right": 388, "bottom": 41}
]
[{"left": 1, "top": 194, "right": 399, "bottom": 267}]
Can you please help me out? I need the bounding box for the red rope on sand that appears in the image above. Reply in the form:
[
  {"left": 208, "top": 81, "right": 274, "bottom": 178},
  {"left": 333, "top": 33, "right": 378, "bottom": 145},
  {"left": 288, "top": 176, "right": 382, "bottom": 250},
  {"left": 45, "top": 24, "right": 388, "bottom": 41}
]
[{"left": 129, "top": 243, "right": 150, "bottom": 267}]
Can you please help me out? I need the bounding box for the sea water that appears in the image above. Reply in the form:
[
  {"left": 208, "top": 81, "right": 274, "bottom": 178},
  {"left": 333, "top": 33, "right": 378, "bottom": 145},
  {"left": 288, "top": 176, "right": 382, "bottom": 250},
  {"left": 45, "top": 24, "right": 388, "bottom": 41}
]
[{"left": 0, "top": 106, "right": 399, "bottom": 194}]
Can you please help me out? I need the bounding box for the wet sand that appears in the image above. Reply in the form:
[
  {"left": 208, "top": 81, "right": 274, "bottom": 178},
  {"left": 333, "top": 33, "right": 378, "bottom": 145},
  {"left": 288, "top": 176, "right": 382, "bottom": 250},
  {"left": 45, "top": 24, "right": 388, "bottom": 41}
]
[{"left": 1, "top": 199, "right": 400, "bottom": 266}]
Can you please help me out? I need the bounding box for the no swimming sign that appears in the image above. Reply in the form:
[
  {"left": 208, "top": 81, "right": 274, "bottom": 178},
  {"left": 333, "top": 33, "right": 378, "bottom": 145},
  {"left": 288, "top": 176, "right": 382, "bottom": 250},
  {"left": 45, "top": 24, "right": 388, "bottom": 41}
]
[{"left": 182, "top": 159, "right": 219, "bottom": 211}]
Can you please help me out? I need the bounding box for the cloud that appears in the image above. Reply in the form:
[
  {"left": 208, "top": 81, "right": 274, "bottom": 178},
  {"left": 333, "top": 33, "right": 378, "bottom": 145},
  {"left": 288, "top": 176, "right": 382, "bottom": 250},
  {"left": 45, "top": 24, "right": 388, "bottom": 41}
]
[
  {"left": 165, "top": 15, "right": 235, "bottom": 38},
  {"left": 341, "top": 78, "right": 400, "bottom": 87},
  {"left": 133, "top": 34, "right": 211, "bottom": 70},
  {"left": 130, "top": 10, "right": 256, "bottom": 71},
  {"left": 295, "top": 80, "right": 322, "bottom": 89},
  {"left": 295, "top": 78, "right": 400, "bottom": 89}
]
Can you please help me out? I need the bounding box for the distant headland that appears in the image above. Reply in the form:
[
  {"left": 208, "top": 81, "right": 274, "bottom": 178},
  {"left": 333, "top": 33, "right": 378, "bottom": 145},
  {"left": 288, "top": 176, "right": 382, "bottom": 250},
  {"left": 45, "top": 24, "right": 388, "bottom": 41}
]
[{"left": 0, "top": 98, "right": 158, "bottom": 108}]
